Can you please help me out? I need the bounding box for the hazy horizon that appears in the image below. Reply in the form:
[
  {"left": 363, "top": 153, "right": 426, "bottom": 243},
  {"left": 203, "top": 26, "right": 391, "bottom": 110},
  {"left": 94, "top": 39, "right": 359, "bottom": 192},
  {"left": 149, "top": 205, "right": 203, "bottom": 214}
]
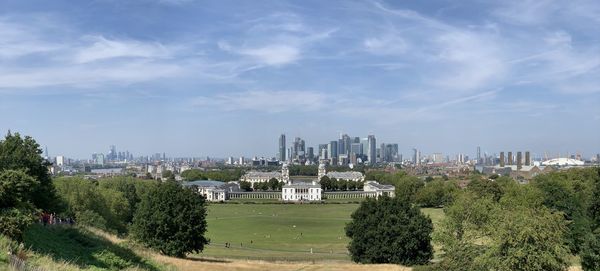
[{"left": 1, "top": 0, "right": 599, "bottom": 159}]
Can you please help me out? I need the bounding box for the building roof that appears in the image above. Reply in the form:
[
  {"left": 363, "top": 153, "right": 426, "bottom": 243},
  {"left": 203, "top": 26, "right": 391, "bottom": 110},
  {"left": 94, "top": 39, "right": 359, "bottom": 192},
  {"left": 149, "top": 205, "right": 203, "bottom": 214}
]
[
  {"left": 541, "top": 158, "right": 585, "bottom": 166},
  {"left": 243, "top": 171, "right": 282, "bottom": 178},
  {"left": 283, "top": 183, "right": 321, "bottom": 188},
  {"left": 364, "top": 181, "right": 395, "bottom": 190},
  {"left": 182, "top": 180, "right": 227, "bottom": 187},
  {"left": 326, "top": 171, "right": 364, "bottom": 179}
]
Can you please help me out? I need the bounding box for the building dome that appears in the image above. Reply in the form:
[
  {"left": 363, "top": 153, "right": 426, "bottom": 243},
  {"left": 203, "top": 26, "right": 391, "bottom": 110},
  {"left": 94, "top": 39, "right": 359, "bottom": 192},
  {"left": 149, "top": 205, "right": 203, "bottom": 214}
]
[{"left": 541, "top": 158, "right": 584, "bottom": 166}]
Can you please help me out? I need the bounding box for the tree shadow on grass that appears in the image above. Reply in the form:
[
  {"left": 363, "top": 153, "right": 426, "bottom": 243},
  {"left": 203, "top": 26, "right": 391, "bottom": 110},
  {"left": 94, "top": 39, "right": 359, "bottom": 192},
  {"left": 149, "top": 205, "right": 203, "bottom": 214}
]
[
  {"left": 23, "top": 224, "right": 161, "bottom": 271},
  {"left": 184, "top": 256, "right": 231, "bottom": 263}
]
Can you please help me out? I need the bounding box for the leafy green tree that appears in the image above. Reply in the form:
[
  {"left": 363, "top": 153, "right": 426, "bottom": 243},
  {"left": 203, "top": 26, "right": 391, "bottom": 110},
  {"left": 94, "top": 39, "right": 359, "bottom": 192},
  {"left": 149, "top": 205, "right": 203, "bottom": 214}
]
[
  {"left": 581, "top": 233, "right": 600, "bottom": 271},
  {"left": 0, "top": 169, "right": 39, "bottom": 208},
  {"left": 415, "top": 180, "right": 458, "bottom": 207},
  {"left": 180, "top": 169, "right": 206, "bottom": 181},
  {"left": 467, "top": 179, "right": 503, "bottom": 201},
  {"left": 394, "top": 176, "right": 424, "bottom": 202},
  {"left": 434, "top": 188, "right": 570, "bottom": 271},
  {"left": 239, "top": 181, "right": 252, "bottom": 191},
  {"left": 345, "top": 196, "right": 433, "bottom": 265},
  {"left": 0, "top": 132, "right": 58, "bottom": 210},
  {"left": 131, "top": 181, "right": 208, "bottom": 257},
  {"left": 268, "top": 178, "right": 279, "bottom": 190},
  {"left": 162, "top": 170, "right": 174, "bottom": 180},
  {"left": 337, "top": 179, "right": 348, "bottom": 191},
  {"left": 320, "top": 176, "right": 331, "bottom": 190}
]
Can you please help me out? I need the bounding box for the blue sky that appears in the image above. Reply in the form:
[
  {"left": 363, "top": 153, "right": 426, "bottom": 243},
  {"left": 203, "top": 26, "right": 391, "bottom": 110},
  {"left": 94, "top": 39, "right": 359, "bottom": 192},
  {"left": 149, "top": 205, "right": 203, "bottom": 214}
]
[{"left": 0, "top": 0, "right": 599, "bottom": 159}]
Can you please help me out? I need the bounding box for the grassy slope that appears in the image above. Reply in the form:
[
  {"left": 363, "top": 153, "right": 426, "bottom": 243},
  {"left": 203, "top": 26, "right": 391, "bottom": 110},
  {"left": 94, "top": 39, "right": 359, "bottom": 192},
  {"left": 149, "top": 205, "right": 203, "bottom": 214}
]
[
  {"left": 200, "top": 204, "right": 444, "bottom": 261},
  {"left": 11, "top": 224, "right": 172, "bottom": 271}
]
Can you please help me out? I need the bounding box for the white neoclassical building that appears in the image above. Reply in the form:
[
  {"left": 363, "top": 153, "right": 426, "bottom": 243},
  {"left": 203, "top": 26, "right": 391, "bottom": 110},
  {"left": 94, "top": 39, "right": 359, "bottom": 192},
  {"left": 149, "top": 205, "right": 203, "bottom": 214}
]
[
  {"left": 282, "top": 180, "right": 322, "bottom": 201},
  {"left": 317, "top": 162, "right": 364, "bottom": 182},
  {"left": 182, "top": 180, "right": 240, "bottom": 202},
  {"left": 363, "top": 181, "right": 395, "bottom": 198},
  {"left": 240, "top": 164, "right": 290, "bottom": 187}
]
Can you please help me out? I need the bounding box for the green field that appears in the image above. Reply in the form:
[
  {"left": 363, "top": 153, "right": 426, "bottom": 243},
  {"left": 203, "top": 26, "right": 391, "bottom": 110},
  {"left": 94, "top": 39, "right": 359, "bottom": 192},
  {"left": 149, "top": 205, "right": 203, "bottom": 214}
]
[{"left": 199, "top": 203, "right": 444, "bottom": 261}]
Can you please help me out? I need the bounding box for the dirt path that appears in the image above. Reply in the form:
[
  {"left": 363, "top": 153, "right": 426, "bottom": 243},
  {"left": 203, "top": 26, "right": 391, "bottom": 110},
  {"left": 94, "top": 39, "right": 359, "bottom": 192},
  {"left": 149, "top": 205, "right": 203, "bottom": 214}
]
[{"left": 153, "top": 255, "right": 411, "bottom": 271}]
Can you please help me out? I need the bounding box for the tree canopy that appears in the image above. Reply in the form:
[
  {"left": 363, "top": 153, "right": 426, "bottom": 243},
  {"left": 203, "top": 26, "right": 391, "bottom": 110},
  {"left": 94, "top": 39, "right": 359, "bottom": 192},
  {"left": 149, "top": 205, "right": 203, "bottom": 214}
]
[
  {"left": 131, "top": 181, "right": 209, "bottom": 257},
  {"left": 345, "top": 195, "right": 433, "bottom": 265}
]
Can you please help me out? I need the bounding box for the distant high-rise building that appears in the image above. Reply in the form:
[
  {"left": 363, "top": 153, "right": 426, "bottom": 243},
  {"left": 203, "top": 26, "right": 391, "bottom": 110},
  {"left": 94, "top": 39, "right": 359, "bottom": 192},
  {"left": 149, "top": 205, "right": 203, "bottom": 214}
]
[
  {"left": 292, "top": 137, "right": 305, "bottom": 161},
  {"left": 108, "top": 145, "right": 117, "bottom": 161},
  {"left": 500, "top": 152, "right": 505, "bottom": 167},
  {"left": 278, "top": 134, "right": 286, "bottom": 161},
  {"left": 431, "top": 153, "right": 444, "bottom": 164},
  {"left": 227, "top": 157, "right": 234, "bottom": 165},
  {"left": 350, "top": 143, "right": 362, "bottom": 155},
  {"left": 525, "top": 151, "right": 531, "bottom": 166},
  {"left": 413, "top": 148, "right": 420, "bottom": 165},
  {"left": 342, "top": 134, "right": 352, "bottom": 155},
  {"left": 318, "top": 144, "right": 328, "bottom": 159},
  {"left": 380, "top": 143, "right": 386, "bottom": 162},
  {"left": 477, "top": 146, "right": 481, "bottom": 164},
  {"left": 367, "top": 135, "right": 376, "bottom": 165},
  {"left": 239, "top": 156, "right": 245, "bottom": 165},
  {"left": 507, "top": 151, "right": 513, "bottom": 165},
  {"left": 517, "top": 152, "right": 522, "bottom": 170},
  {"left": 328, "top": 141, "right": 338, "bottom": 164},
  {"left": 307, "top": 147, "right": 314, "bottom": 161}
]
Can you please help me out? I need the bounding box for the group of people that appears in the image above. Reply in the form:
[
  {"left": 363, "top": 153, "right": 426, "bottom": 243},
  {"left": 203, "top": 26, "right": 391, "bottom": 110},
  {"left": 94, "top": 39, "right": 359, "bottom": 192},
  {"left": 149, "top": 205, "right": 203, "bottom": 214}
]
[{"left": 40, "top": 212, "right": 74, "bottom": 226}]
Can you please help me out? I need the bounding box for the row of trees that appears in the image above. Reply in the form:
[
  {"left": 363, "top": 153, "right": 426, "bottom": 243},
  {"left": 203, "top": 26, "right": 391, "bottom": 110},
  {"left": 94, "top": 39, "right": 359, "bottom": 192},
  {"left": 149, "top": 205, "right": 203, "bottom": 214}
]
[
  {"left": 180, "top": 168, "right": 244, "bottom": 182},
  {"left": 347, "top": 167, "right": 600, "bottom": 270},
  {"left": 319, "top": 176, "right": 364, "bottom": 191}
]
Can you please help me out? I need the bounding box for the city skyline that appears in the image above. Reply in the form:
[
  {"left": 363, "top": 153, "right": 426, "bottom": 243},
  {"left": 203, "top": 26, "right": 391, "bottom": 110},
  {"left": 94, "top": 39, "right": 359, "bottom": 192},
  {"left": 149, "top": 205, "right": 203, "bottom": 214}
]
[{"left": 0, "top": 0, "right": 599, "bottom": 158}]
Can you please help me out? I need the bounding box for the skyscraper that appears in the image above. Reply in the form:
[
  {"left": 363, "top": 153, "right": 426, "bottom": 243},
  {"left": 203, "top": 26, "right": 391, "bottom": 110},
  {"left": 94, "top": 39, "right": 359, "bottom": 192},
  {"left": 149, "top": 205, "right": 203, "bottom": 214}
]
[
  {"left": 508, "top": 151, "right": 513, "bottom": 165},
  {"left": 278, "top": 134, "right": 286, "bottom": 161},
  {"left": 328, "top": 141, "right": 338, "bottom": 164},
  {"left": 413, "top": 148, "right": 418, "bottom": 165},
  {"left": 525, "top": 151, "right": 531, "bottom": 166},
  {"left": 500, "top": 152, "right": 505, "bottom": 167},
  {"left": 342, "top": 134, "right": 352, "bottom": 155},
  {"left": 477, "top": 146, "right": 481, "bottom": 165},
  {"left": 367, "top": 135, "right": 376, "bottom": 164},
  {"left": 307, "top": 147, "right": 314, "bottom": 161},
  {"left": 517, "top": 152, "right": 522, "bottom": 170}
]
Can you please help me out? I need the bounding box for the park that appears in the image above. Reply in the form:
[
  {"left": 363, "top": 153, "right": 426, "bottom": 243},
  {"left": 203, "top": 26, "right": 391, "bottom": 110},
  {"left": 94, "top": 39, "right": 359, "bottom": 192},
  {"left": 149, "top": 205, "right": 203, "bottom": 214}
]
[{"left": 199, "top": 203, "right": 444, "bottom": 261}]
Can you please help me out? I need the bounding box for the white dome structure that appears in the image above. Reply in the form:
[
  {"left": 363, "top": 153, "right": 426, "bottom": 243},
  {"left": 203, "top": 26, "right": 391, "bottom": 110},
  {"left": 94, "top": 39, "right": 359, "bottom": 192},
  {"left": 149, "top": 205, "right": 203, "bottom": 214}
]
[{"left": 541, "top": 158, "right": 584, "bottom": 166}]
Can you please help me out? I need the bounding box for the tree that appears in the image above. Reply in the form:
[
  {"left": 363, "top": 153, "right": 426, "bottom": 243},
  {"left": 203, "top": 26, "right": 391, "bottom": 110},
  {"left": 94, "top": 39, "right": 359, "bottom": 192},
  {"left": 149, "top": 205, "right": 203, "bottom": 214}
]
[
  {"left": 320, "top": 176, "right": 331, "bottom": 191},
  {"left": 581, "top": 233, "right": 600, "bottom": 271},
  {"left": 415, "top": 180, "right": 458, "bottom": 207},
  {"left": 131, "top": 181, "right": 208, "bottom": 257},
  {"left": 239, "top": 181, "right": 252, "bottom": 191},
  {"left": 345, "top": 196, "right": 433, "bottom": 265},
  {"left": 0, "top": 132, "right": 58, "bottom": 210},
  {"left": 337, "top": 179, "right": 348, "bottom": 191},
  {"left": 162, "top": 170, "right": 174, "bottom": 180},
  {"left": 268, "top": 178, "right": 279, "bottom": 191},
  {"left": 467, "top": 179, "right": 503, "bottom": 201},
  {"left": 434, "top": 189, "right": 570, "bottom": 271}
]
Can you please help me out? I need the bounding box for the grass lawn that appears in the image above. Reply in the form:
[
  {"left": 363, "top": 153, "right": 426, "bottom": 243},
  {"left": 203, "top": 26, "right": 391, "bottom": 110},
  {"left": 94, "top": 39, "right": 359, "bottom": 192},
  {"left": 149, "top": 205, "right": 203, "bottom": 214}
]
[
  {"left": 200, "top": 203, "right": 444, "bottom": 261},
  {"left": 21, "top": 224, "right": 170, "bottom": 270}
]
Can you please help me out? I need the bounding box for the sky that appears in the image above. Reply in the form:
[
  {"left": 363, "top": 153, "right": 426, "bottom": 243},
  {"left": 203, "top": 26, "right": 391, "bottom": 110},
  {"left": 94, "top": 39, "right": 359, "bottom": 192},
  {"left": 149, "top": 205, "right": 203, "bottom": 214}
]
[{"left": 0, "top": 0, "right": 599, "bottom": 159}]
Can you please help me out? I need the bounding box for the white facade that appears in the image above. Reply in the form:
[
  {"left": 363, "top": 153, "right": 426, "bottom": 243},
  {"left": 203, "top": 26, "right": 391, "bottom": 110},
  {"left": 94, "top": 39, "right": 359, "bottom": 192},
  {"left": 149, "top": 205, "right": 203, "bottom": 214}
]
[
  {"left": 317, "top": 162, "right": 364, "bottom": 182},
  {"left": 240, "top": 163, "right": 290, "bottom": 187},
  {"left": 56, "top": 156, "right": 66, "bottom": 166},
  {"left": 363, "top": 181, "right": 395, "bottom": 198},
  {"left": 282, "top": 183, "right": 322, "bottom": 201},
  {"left": 198, "top": 187, "right": 226, "bottom": 201}
]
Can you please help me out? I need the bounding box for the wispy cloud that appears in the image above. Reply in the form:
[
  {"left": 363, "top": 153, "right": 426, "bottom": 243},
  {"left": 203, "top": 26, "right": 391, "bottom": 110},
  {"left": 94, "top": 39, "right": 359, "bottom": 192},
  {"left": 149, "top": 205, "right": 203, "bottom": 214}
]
[{"left": 191, "top": 90, "right": 328, "bottom": 113}]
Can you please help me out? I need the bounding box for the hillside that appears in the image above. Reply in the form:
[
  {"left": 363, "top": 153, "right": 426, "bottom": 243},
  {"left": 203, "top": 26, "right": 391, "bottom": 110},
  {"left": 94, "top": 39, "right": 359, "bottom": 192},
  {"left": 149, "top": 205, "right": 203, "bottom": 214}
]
[{"left": 1, "top": 224, "right": 173, "bottom": 271}]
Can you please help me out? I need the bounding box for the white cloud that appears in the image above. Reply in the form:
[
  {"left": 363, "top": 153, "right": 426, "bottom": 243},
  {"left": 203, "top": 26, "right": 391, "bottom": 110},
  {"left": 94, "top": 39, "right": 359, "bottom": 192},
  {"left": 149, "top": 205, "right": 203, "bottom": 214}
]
[
  {"left": 73, "top": 36, "right": 172, "bottom": 63},
  {"left": 238, "top": 45, "right": 300, "bottom": 66},
  {"left": 192, "top": 90, "right": 327, "bottom": 113}
]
